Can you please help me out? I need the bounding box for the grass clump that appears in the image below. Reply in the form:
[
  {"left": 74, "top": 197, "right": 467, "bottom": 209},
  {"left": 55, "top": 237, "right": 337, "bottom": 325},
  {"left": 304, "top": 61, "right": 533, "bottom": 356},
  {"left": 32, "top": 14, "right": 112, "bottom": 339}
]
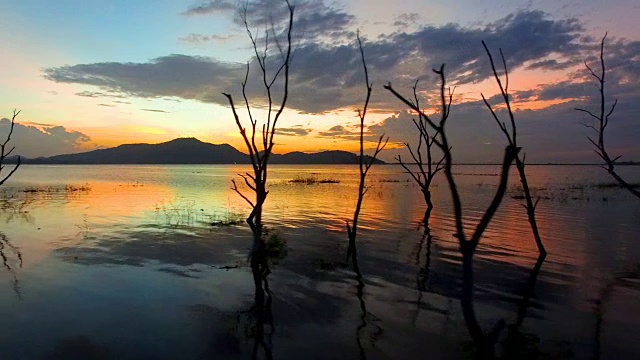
[
  {"left": 210, "top": 211, "right": 244, "bottom": 227},
  {"left": 262, "top": 227, "right": 288, "bottom": 264},
  {"left": 288, "top": 175, "right": 340, "bottom": 185}
]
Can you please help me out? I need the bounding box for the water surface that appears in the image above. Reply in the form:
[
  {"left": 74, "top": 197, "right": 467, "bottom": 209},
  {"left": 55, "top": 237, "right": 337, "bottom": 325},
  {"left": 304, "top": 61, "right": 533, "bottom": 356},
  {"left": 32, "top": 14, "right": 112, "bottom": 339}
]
[{"left": 1, "top": 164, "right": 639, "bottom": 359}]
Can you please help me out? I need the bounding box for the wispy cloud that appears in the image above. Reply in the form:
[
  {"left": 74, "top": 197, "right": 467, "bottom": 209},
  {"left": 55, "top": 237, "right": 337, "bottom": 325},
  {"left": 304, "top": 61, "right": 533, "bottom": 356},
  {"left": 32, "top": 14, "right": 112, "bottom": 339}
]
[
  {"left": 178, "top": 33, "right": 237, "bottom": 44},
  {"left": 140, "top": 108, "right": 169, "bottom": 113}
]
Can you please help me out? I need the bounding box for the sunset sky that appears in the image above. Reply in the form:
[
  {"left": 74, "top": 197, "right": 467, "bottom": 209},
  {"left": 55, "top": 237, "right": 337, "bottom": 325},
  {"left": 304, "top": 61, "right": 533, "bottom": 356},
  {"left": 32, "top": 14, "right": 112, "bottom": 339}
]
[{"left": 1, "top": 0, "right": 639, "bottom": 163}]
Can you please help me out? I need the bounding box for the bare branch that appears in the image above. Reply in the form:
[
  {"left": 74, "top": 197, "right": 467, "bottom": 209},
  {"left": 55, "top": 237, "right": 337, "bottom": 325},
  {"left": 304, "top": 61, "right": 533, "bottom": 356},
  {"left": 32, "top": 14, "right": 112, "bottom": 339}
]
[
  {"left": 576, "top": 33, "right": 640, "bottom": 199},
  {"left": 0, "top": 110, "right": 21, "bottom": 186}
]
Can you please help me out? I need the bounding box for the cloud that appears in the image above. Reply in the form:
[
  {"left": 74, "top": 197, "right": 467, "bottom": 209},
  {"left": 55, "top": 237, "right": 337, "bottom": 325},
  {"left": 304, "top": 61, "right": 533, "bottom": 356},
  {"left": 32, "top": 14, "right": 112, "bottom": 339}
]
[
  {"left": 181, "top": 0, "right": 235, "bottom": 16},
  {"left": 140, "top": 108, "right": 169, "bottom": 113},
  {"left": 45, "top": 54, "right": 244, "bottom": 104},
  {"left": 41, "top": 7, "right": 640, "bottom": 164},
  {"left": 317, "top": 125, "right": 354, "bottom": 138},
  {"left": 97, "top": 103, "right": 115, "bottom": 107},
  {"left": 182, "top": 0, "right": 355, "bottom": 45},
  {"left": 277, "top": 126, "right": 312, "bottom": 136},
  {"left": 44, "top": 9, "right": 593, "bottom": 115},
  {"left": 178, "top": 33, "right": 237, "bottom": 44},
  {"left": 0, "top": 119, "right": 95, "bottom": 158},
  {"left": 76, "top": 91, "right": 127, "bottom": 99}
]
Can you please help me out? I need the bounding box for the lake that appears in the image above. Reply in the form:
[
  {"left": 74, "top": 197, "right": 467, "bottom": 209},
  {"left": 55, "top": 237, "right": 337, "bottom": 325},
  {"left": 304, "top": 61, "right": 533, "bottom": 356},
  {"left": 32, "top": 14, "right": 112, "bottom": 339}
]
[{"left": 1, "top": 164, "right": 639, "bottom": 359}]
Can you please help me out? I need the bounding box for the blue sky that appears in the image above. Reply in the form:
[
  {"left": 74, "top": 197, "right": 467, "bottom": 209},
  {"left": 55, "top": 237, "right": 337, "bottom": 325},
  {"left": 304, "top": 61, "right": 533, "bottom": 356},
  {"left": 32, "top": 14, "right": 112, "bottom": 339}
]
[{"left": 0, "top": 0, "right": 639, "bottom": 162}]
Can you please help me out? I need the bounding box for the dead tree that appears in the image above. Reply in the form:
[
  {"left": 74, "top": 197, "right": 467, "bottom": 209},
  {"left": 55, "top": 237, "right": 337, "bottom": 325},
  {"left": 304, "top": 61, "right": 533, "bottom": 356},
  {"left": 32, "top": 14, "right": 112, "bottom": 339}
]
[
  {"left": 385, "top": 65, "right": 519, "bottom": 357},
  {"left": 576, "top": 33, "right": 640, "bottom": 199},
  {"left": 0, "top": 110, "right": 21, "bottom": 186},
  {"left": 480, "top": 42, "right": 547, "bottom": 257},
  {"left": 222, "top": 1, "right": 294, "bottom": 292},
  {"left": 396, "top": 81, "right": 445, "bottom": 227},
  {"left": 345, "top": 33, "right": 388, "bottom": 269}
]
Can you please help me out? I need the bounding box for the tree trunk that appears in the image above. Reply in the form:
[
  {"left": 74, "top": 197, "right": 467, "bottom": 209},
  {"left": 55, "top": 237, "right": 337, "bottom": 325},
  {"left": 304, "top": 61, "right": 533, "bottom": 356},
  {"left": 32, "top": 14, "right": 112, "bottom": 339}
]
[{"left": 422, "top": 189, "right": 433, "bottom": 227}]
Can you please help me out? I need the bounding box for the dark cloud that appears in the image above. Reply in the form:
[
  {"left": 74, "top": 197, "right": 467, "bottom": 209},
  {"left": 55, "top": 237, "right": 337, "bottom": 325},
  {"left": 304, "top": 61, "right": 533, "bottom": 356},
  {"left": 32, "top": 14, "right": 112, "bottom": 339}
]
[
  {"left": 371, "top": 94, "right": 640, "bottom": 164},
  {"left": 45, "top": 55, "right": 244, "bottom": 104},
  {"left": 393, "top": 13, "right": 420, "bottom": 28},
  {"left": 44, "top": 10, "right": 590, "bottom": 114},
  {"left": 0, "top": 119, "right": 94, "bottom": 158},
  {"left": 97, "top": 103, "right": 115, "bottom": 107},
  {"left": 317, "top": 125, "right": 353, "bottom": 138},
  {"left": 182, "top": 0, "right": 355, "bottom": 45},
  {"left": 181, "top": 0, "right": 235, "bottom": 16},
  {"left": 526, "top": 58, "right": 579, "bottom": 71},
  {"left": 315, "top": 124, "right": 385, "bottom": 144},
  {"left": 277, "top": 127, "right": 312, "bottom": 136}
]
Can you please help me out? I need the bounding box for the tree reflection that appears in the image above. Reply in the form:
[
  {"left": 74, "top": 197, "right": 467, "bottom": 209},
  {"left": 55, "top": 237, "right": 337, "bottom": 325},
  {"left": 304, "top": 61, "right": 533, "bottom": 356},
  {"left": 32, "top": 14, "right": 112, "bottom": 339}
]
[
  {"left": 411, "top": 221, "right": 433, "bottom": 326},
  {"left": 352, "top": 260, "right": 382, "bottom": 360},
  {"left": 236, "top": 274, "right": 274, "bottom": 360},
  {"left": 461, "top": 254, "right": 546, "bottom": 359},
  {"left": 0, "top": 231, "right": 22, "bottom": 298}
]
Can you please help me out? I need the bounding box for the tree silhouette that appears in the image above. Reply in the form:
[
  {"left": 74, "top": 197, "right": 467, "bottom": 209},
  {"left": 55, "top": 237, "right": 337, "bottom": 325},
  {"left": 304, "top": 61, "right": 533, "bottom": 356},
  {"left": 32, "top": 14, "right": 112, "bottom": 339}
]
[
  {"left": 480, "top": 41, "right": 546, "bottom": 257},
  {"left": 386, "top": 64, "right": 519, "bottom": 356},
  {"left": 223, "top": 1, "right": 295, "bottom": 292},
  {"left": 0, "top": 110, "right": 20, "bottom": 186},
  {"left": 576, "top": 33, "right": 640, "bottom": 199},
  {"left": 396, "top": 82, "right": 445, "bottom": 227},
  {"left": 345, "top": 33, "right": 388, "bottom": 270}
]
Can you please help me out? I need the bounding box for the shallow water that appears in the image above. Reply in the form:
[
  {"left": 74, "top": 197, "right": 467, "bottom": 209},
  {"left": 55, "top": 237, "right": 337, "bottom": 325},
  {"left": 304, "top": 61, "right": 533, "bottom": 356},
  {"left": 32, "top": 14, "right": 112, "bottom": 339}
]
[{"left": 1, "top": 164, "right": 639, "bottom": 359}]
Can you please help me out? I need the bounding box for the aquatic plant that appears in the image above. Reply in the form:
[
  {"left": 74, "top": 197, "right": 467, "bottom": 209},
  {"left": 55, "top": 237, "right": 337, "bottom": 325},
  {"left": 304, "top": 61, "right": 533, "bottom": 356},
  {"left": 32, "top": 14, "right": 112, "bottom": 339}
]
[
  {"left": 262, "top": 228, "right": 288, "bottom": 264},
  {"left": 576, "top": 34, "right": 640, "bottom": 199},
  {"left": 288, "top": 175, "right": 340, "bottom": 185},
  {"left": 222, "top": 0, "right": 295, "bottom": 292},
  {"left": 209, "top": 211, "right": 244, "bottom": 227}
]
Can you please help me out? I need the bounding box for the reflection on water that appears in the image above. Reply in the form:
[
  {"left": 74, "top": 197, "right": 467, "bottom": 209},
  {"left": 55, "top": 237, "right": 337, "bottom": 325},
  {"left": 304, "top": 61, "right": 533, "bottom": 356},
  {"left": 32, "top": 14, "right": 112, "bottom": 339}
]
[{"left": 0, "top": 164, "right": 639, "bottom": 358}]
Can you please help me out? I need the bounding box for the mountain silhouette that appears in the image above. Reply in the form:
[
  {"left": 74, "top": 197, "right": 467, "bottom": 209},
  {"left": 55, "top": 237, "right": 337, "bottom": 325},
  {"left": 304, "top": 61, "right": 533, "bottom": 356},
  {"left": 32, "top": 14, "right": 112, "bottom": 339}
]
[{"left": 12, "top": 138, "right": 386, "bottom": 165}]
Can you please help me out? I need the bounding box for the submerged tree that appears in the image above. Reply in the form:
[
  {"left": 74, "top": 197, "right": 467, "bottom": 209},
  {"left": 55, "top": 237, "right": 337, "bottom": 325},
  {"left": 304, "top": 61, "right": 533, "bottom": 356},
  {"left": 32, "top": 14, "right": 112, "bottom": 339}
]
[
  {"left": 1, "top": 109, "right": 22, "bottom": 298},
  {"left": 223, "top": 1, "right": 295, "bottom": 292},
  {"left": 396, "top": 82, "right": 445, "bottom": 227},
  {"left": 386, "top": 65, "right": 520, "bottom": 357},
  {"left": 480, "top": 42, "right": 546, "bottom": 257},
  {"left": 0, "top": 110, "right": 21, "bottom": 186},
  {"left": 576, "top": 33, "right": 640, "bottom": 199},
  {"left": 345, "top": 33, "right": 388, "bottom": 270}
]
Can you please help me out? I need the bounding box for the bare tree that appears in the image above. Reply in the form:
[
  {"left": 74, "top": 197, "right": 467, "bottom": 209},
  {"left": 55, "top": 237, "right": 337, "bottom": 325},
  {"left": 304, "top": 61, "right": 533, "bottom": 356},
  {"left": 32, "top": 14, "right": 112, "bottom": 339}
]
[
  {"left": 480, "top": 41, "right": 547, "bottom": 257},
  {"left": 576, "top": 33, "right": 640, "bottom": 199},
  {"left": 345, "top": 33, "right": 388, "bottom": 270},
  {"left": 222, "top": 1, "right": 294, "bottom": 292},
  {"left": 0, "top": 110, "right": 21, "bottom": 186},
  {"left": 396, "top": 82, "right": 445, "bottom": 227},
  {"left": 385, "top": 65, "right": 520, "bottom": 356}
]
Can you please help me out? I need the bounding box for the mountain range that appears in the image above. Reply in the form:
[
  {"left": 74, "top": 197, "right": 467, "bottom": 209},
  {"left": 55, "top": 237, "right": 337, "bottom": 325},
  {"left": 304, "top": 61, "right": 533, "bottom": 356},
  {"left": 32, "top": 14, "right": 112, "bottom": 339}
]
[{"left": 8, "top": 138, "right": 386, "bottom": 165}]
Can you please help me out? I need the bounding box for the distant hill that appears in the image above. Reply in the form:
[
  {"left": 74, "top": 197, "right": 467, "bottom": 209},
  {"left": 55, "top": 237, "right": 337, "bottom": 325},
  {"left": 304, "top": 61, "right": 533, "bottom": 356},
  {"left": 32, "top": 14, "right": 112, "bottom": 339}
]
[{"left": 9, "top": 138, "right": 385, "bottom": 165}]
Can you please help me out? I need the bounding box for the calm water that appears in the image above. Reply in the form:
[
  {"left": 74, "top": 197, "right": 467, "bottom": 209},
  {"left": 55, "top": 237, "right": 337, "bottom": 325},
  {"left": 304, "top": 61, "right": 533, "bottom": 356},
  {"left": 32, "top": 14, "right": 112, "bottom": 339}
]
[{"left": 1, "top": 164, "right": 639, "bottom": 359}]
